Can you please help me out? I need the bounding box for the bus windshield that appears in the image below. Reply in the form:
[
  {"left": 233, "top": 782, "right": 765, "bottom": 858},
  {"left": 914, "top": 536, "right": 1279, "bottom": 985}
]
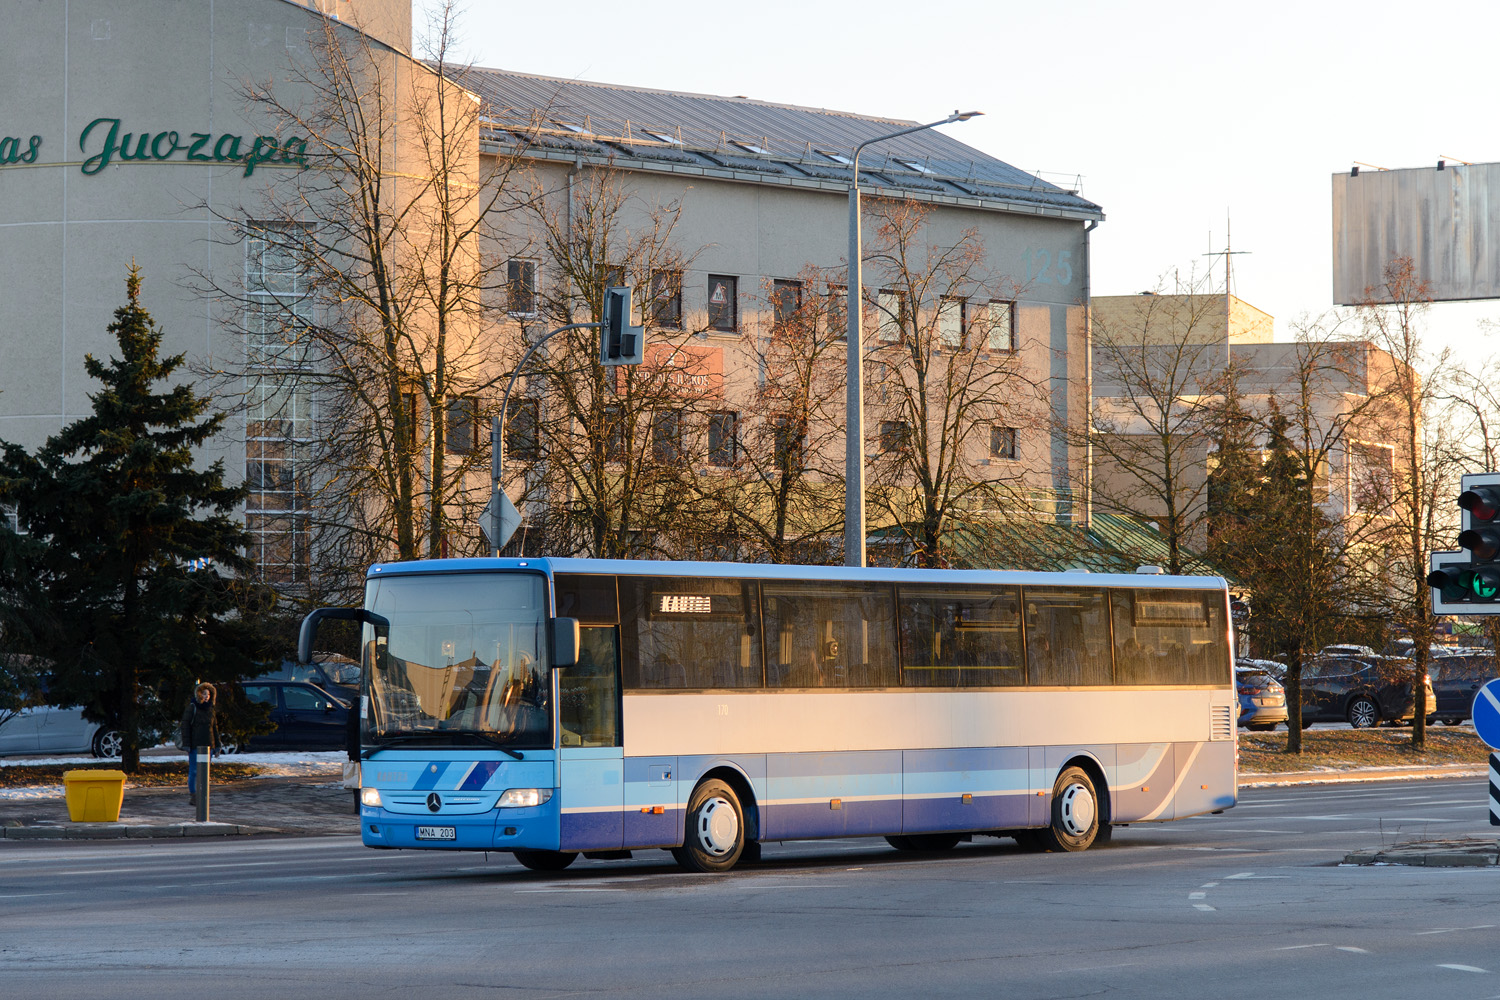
[{"left": 362, "top": 572, "right": 550, "bottom": 748}]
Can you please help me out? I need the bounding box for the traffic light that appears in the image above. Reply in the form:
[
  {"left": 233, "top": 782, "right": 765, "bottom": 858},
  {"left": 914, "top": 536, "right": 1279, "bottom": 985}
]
[
  {"left": 1429, "top": 472, "right": 1500, "bottom": 614},
  {"left": 600, "top": 286, "right": 645, "bottom": 367}
]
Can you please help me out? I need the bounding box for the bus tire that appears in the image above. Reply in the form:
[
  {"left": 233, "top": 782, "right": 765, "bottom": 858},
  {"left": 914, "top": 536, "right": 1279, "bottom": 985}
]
[
  {"left": 513, "top": 849, "right": 578, "bottom": 872},
  {"left": 671, "top": 779, "right": 745, "bottom": 873},
  {"left": 1040, "top": 766, "right": 1101, "bottom": 852}
]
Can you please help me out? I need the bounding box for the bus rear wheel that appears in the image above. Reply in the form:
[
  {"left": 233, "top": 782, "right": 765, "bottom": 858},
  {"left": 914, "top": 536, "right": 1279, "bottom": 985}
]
[
  {"left": 1039, "top": 766, "right": 1101, "bottom": 852},
  {"left": 513, "top": 849, "right": 578, "bottom": 872},
  {"left": 672, "top": 779, "right": 745, "bottom": 873}
]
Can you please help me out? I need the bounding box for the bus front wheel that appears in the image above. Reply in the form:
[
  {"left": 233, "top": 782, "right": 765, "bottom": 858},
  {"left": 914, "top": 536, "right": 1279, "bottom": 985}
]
[
  {"left": 1040, "top": 766, "right": 1101, "bottom": 852},
  {"left": 513, "top": 850, "right": 578, "bottom": 872},
  {"left": 672, "top": 779, "right": 745, "bottom": 873}
]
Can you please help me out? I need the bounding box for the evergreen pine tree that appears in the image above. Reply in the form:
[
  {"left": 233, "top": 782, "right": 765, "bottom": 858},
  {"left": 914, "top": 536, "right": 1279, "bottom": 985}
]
[
  {"left": 0, "top": 267, "right": 261, "bottom": 772},
  {"left": 1239, "top": 405, "right": 1342, "bottom": 751}
]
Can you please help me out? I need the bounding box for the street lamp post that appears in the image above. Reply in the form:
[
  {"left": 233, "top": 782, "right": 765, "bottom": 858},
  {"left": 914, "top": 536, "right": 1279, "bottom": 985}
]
[{"left": 844, "top": 110, "right": 982, "bottom": 568}]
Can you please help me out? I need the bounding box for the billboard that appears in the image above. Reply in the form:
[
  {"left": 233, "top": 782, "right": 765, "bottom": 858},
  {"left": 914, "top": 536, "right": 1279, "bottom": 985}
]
[{"left": 1331, "top": 161, "right": 1500, "bottom": 305}]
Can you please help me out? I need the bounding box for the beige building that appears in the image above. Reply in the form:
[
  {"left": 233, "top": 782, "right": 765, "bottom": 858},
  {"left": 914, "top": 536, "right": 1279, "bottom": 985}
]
[
  {"left": 0, "top": 0, "right": 1104, "bottom": 579},
  {"left": 1090, "top": 293, "right": 1405, "bottom": 549}
]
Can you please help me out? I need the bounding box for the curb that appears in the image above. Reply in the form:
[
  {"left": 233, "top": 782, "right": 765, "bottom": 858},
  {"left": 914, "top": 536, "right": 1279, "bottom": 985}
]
[
  {"left": 1343, "top": 840, "right": 1500, "bottom": 867},
  {"left": 1239, "top": 765, "right": 1487, "bottom": 788},
  {"left": 1, "top": 821, "right": 282, "bottom": 840}
]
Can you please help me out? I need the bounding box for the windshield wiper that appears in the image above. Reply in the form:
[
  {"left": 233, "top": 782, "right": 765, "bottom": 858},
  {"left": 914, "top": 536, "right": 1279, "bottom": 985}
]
[{"left": 368, "top": 730, "right": 525, "bottom": 760}]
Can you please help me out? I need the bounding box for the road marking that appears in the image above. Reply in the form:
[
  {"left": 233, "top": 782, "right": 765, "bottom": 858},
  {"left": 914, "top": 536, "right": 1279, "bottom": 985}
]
[
  {"left": 1226, "top": 873, "right": 1290, "bottom": 880},
  {"left": 1189, "top": 892, "right": 1207, "bottom": 900},
  {"left": 0, "top": 892, "right": 69, "bottom": 899},
  {"left": 1276, "top": 944, "right": 1329, "bottom": 950},
  {"left": 515, "top": 888, "right": 624, "bottom": 894},
  {"left": 1336, "top": 947, "right": 1369, "bottom": 954},
  {"left": 1199, "top": 882, "right": 1219, "bottom": 888},
  {"left": 1439, "top": 964, "right": 1489, "bottom": 973},
  {"left": 1193, "top": 903, "right": 1215, "bottom": 911},
  {"left": 1418, "top": 926, "right": 1496, "bottom": 936}
]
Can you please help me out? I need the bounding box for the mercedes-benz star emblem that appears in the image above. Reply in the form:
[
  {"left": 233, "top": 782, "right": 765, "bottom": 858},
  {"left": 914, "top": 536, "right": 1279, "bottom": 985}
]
[{"left": 426, "top": 792, "right": 442, "bottom": 812}]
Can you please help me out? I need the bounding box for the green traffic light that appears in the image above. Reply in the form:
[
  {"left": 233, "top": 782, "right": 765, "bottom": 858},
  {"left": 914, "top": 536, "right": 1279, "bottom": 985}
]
[{"left": 1474, "top": 570, "right": 1500, "bottom": 599}]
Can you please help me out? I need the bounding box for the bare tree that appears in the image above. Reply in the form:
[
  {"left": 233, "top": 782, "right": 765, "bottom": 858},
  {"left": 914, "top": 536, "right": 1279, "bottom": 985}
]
[
  {"left": 859, "top": 198, "right": 1043, "bottom": 568},
  {"left": 508, "top": 165, "right": 714, "bottom": 558},
  {"left": 1210, "top": 320, "right": 1394, "bottom": 753},
  {"left": 1083, "top": 274, "right": 1236, "bottom": 575},
  {"left": 194, "top": 2, "right": 532, "bottom": 596},
  {"left": 692, "top": 267, "right": 848, "bottom": 563},
  {"left": 1355, "top": 256, "right": 1459, "bottom": 750}
]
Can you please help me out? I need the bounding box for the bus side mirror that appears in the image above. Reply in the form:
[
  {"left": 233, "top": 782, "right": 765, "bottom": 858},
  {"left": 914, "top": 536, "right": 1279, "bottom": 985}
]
[
  {"left": 298, "top": 608, "right": 390, "bottom": 664},
  {"left": 551, "top": 617, "right": 580, "bottom": 668}
]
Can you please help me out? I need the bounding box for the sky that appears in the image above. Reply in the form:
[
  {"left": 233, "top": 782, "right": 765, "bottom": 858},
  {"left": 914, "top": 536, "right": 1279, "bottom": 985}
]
[{"left": 435, "top": 0, "right": 1500, "bottom": 353}]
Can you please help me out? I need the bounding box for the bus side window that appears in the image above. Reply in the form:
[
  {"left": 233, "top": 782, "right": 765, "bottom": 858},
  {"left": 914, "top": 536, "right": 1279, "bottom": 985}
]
[
  {"left": 560, "top": 626, "right": 621, "bottom": 747},
  {"left": 1024, "top": 587, "right": 1110, "bottom": 686}
]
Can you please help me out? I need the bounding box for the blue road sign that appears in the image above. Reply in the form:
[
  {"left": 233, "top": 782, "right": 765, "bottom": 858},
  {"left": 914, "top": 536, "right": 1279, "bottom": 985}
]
[{"left": 1472, "top": 678, "right": 1500, "bottom": 750}]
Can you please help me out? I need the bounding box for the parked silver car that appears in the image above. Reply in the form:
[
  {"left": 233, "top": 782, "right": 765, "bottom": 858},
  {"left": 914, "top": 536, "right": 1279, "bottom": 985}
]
[
  {"left": 1236, "top": 663, "right": 1288, "bottom": 731},
  {"left": 0, "top": 705, "right": 123, "bottom": 757}
]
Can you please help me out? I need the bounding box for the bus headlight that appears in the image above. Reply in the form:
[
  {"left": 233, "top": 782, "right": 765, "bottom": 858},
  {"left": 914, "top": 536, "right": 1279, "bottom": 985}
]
[
  {"left": 496, "top": 788, "right": 554, "bottom": 808},
  {"left": 360, "top": 787, "right": 383, "bottom": 808}
]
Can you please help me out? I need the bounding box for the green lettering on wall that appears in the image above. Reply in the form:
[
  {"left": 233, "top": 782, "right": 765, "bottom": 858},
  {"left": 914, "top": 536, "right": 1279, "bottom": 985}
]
[
  {"left": 79, "top": 117, "right": 121, "bottom": 175},
  {"left": 0, "top": 120, "right": 310, "bottom": 176},
  {"left": 213, "top": 134, "right": 243, "bottom": 163},
  {"left": 150, "top": 131, "right": 182, "bottom": 160}
]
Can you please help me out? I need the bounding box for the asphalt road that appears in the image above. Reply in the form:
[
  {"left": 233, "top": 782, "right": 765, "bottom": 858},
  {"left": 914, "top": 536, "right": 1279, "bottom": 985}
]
[{"left": 3, "top": 777, "right": 1499, "bottom": 1000}]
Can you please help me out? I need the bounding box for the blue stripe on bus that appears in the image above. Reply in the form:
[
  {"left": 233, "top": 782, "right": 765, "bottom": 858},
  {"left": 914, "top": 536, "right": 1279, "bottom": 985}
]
[
  {"left": 459, "top": 760, "right": 502, "bottom": 791},
  {"left": 412, "top": 762, "right": 450, "bottom": 791}
]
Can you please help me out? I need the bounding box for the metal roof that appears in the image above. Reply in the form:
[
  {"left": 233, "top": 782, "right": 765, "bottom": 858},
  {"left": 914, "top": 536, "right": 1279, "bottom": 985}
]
[{"left": 451, "top": 67, "right": 1103, "bottom": 221}]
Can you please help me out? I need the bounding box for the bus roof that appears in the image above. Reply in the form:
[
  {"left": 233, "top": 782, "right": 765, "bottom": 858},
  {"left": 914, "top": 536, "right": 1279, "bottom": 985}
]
[{"left": 366, "top": 557, "right": 1227, "bottom": 592}]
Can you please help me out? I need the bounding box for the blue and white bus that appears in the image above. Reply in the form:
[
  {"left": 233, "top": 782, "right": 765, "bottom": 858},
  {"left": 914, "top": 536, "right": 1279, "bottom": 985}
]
[{"left": 300, "top": 558, "right": 1237, "bottom": 872}]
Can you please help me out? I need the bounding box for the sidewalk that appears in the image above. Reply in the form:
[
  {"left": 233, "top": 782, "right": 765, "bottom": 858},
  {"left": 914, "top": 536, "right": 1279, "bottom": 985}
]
[{"left": 0, "top": 773, "right": 360, "bottom": 840}]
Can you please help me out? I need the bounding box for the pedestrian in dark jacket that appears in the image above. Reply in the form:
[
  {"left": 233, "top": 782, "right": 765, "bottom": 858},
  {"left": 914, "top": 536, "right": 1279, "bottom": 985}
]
[{"left": 180, "top": 683, "right": 216, "bottom": 806}]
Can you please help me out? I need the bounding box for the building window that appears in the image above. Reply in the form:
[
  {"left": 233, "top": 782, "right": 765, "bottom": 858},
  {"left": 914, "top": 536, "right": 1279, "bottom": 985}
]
[
  {"left": 876, "top": 289, "right": 906, "bottom": 343},
  {"left": 826, "top": 284, "right": 847, "bottom": 340},
  {"left": 991, "top": 425, "right": 1017, "bottom": 460},
  {"left": 604, "top": 405, "right": 625, "bottom": 463},
  {"left": 987, "top": 301, "right": 1016, "bottom": 352},
  {"left": 446, "top": 395, "right": 478, "bottom": 455},
  {"left": 652, "top": 409, "right": 683, "bottom": 464},
  {"left": 880, "top": 420, "right": 911, "bottom": 454},
  {"left": 650, "top": 270, "right": 682, "bottom": 329},
  {"left": 708, "top": 411, "right": 738, "bottom": 467},
  {"left": 708, "top": 275, "right": 738, "bottom": 332},
  {"left": 399, "top": 391, "right": 419, "bottom": 454},
  {"left": 1350, "top": 441, "right": 1394, "bottom": 512},
  {"left": 245, "top": 220, "right": 314, "bottom": 585},
  {"left": 772, "top": 279, "right": 803, "bottom": 330},
  {"left": 938, "top": 296, "right": 966, "bottom": 349},
  {"left": 506, "top": 398, "right": 539, "bottom": 461},
  {"left": 507, "top": 258, "right": 538, "bottom": 316}
]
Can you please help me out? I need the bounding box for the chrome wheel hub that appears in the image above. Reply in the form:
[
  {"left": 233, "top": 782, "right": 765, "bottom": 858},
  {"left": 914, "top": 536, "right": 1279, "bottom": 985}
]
[
  {"left": 696, "top": 796, "right": 739, "bottom": 856},
  {"left": 1058, "top": 782, "right": 1096, "bottom": 837}
]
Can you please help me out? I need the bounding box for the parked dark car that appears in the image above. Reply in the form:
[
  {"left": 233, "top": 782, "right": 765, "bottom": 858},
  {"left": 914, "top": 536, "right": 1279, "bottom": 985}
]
[
  {"left": 1298, "top": 655, "right": 1435, "bottom": 729},
  {"left": 1236, "top": 663, "right": 1288, "bottom": 731},
  {"left": 220, "top": 680, "right": 350, "bottom": 752},
  {"left": 1430, "top": 654, "right": 1496, "bottom": 726},
  {"left": 251, "top": 654, "right": 361, "bottom": 701}
]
